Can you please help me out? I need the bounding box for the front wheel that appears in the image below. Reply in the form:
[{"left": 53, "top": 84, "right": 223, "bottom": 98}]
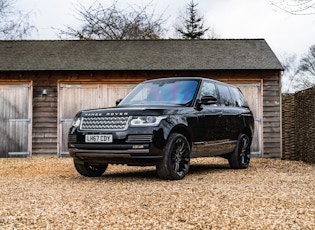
[
  {"left": 156, "top": 133, "right": 191, "bottom": 180},
  {"left": 74, "top": 160, "right": 108, "bottom": 177},
  {"left": 228, "top": 134, "right": 251, "bottom": 169}
]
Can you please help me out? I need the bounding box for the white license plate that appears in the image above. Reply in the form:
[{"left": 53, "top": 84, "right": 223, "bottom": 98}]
[{"left": 85, "top": 134, "right": 113, "bottom": 143}]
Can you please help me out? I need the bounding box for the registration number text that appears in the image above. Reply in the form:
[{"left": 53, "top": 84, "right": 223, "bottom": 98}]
[{"left": 85, "top": 135, "right": 113, "bottom": 143}]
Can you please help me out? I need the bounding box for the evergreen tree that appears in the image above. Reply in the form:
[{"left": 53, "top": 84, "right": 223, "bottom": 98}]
[{"left": 176, "top": 0, "right": 209, "bottom": 39}]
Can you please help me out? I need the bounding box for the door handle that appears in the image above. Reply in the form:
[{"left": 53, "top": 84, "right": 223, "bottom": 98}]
[{"left": 216, "top": 112, "right": 223, "bottom": 117}]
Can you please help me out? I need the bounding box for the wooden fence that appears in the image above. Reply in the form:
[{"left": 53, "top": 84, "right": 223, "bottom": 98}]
[{"left": 282, "top": 87, "right": 315, "bottom": 163}]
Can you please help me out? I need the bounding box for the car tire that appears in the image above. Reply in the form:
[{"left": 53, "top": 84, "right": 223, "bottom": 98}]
[
  {"left": 156, "top": 133, "right": 191, "bottom": 180},
  {"left": 228, "top": 133, "right": 251, "bottom": 169},
  {"left": 74, "top": 160, "right": 108, "bottom": 177}
]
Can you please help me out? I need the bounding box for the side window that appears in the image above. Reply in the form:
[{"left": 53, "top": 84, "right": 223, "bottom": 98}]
[
  {"left": 230, "top": 87, "right": 249, "bottom": 107},
  {"left": 200, "top": 81, "right": 217, "bottom": 99},
  {"left": 216, "top": 84, "right": 234, "bottom": 106}
]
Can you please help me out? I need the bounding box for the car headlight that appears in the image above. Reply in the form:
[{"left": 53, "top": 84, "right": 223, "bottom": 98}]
[
  {"left": 71, "top": 116, "right": 81, "bottom": 127},
  {"left": 130, "top": 116, "right": 166, "bottom": 127}
]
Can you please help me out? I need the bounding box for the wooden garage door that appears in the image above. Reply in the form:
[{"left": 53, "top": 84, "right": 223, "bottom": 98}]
[
  {"left": 237, "top": 83, "right": 263, "bottom": 156},
  {"left": 0, "top": 83, "right": 32, "bottom": 157},
  {"left": 58, "top": 83, "right": 134, "bottom": 156}
]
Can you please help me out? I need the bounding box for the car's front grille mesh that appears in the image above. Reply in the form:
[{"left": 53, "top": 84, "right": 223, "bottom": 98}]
[{"left": 80, "top": 116, "right": 129, "bottom": 130}]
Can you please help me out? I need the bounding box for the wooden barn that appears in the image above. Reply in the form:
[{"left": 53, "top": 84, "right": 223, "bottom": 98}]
[{"left": 0, "top": 39, "right": 283, "bottom": 158}]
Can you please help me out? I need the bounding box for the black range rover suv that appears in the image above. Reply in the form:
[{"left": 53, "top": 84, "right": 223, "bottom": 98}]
[{"left": 68, "top": 77, "right": 254, "bottom": 180}]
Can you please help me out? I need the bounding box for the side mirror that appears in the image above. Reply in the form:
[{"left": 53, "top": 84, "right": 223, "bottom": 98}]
[
  {"left": 200, "top": 95, "right": 217, "bottom": 105},
  {"left": 116, "top": 98, "right": 123, "bottom": 106},
  {"left": 196, "top": 96, "right": 217, "bottom": 111}
]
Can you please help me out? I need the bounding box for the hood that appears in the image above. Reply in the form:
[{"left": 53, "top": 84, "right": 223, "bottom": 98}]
[{"left": 80, "top": 105, "right": 187, "bottom": 117}]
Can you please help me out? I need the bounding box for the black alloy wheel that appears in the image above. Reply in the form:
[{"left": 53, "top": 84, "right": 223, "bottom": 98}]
[
  {"left": 157, "top": 133, "right": 191, "bottom": 180},
  {"left": 228, "top": 133, "right": 251, "bottom": 169},
  {"left": 74, "top": 161, "right": 108, "bottom": 177}
]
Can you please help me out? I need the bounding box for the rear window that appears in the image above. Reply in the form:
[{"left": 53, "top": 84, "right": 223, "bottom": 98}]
[
  {"left": 229, "top": 87, "right": 249, "bottom": 107},
  {"left": 216, "top": 84, "right": 233, "bottom": 106}
]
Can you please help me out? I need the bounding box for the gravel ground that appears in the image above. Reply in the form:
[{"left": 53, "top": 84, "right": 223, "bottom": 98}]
[{"left": 0, "top": 157, "right": 314, "bottom": 230}]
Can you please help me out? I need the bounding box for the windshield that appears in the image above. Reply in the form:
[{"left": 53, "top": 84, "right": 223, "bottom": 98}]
[{"left": 119, "top": 79, "right": 199, "bottom": 106}]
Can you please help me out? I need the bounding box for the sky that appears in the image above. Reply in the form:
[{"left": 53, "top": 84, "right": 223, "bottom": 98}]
[{"left": 16, "top": 0, "right": 315, "bottom": 59}]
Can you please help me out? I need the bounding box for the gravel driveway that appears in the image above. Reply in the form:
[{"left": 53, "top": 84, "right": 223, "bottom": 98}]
[{"left": 0, "top": 157, "right": 314, "bottom": 229}]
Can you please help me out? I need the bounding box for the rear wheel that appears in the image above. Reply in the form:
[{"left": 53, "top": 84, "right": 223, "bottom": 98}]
[
  {"left": 228, "top": 134, "right": 251, "bottom": 169},
  {"left": 74, "top": 160, "right": 108, "bottom": 177},
  {"left": 156, "top": 133, "right": 191, "bottom": 180}
]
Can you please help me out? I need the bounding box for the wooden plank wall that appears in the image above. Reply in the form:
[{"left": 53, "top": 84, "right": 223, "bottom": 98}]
[
  {"left": 0, "top": 70, "right": 282, "bottom": 158},
  {"left": 32, "top": 80, "right": 58, "bottom": 155},
  {"left": 262, "top": 72, "right": 282, "bottom": 158}
]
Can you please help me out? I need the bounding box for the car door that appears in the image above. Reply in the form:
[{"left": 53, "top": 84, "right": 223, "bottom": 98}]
[
  {"left": 216, "top": 84, "right": 244, "bottom": 141},
  {"left": 200, "top": 81, "right": 223, "bottom": 141},
  {"left": 191, "top": 80, "right": 224, "bottom": 157},
  {"left": 229, "top": 86, "right": 252, "bottom": 139}
]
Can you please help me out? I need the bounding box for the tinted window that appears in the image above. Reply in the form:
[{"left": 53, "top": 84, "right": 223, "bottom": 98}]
[
  {"left": 216, "top": 84, "right": 234, "bottom": 106},
  {"left": 200, "top": 81, "right": 217, "bottom": 98},
  {"left": 229, "top": 87, "right": 249, "bottom": 107}
]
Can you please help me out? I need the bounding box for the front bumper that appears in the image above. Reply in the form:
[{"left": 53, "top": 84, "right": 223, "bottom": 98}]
[
  {"left": 68, "top": 131, "right": 165, "bottom": 165},
  {"left": 68, "top": 146, "right": 163, "bottom": 166},
  {"left": 68, "top": 122, "right": 169, "bottom": 165}
]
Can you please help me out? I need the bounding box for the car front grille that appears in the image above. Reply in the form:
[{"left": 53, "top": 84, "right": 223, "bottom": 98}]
[{"left": 80, "top": 116, "right": 130, "bottom": 130}]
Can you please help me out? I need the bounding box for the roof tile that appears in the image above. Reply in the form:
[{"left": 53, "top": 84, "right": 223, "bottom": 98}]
[{"left": 0, "top": 39, "right": 283, "bottom": 71}]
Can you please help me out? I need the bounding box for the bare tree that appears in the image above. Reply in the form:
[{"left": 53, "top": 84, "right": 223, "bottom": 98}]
[
  {"left": 280, "top": 54, "right": 300, "bottom": 93},
  {"left": 281, "top": 46, "right": 315, "bottom": 93},
  {"left": 175, "top": 0, "right": 211, "bottom": 39},
  {"left": 295, "top": 44, "right": 315, "bottom": 90},
  {"left": 299, "top": 44, "right": 315, "bottom": 77},
  {"left": 60, "top": 1, "right": 166, "bottom": 40},
  {"left": 0, "top": 0, "right": 35, "bottom": 39},
  {"left": 270, "top": 0, "right": 315, "bottom": 15}
]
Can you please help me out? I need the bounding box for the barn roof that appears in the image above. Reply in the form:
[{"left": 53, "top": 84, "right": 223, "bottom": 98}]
[{"left": 0, "top": 39, "right": 283, "bottom": 71}]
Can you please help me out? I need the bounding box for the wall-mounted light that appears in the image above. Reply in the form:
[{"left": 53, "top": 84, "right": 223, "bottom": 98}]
[{"left": 42, "top": 89, "right": 48, "bottom": 96}]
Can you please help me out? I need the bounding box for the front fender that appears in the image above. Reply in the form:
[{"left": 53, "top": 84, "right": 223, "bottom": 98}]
[{"left": 156, "top": 116, "right": 191, "bottom": 146}]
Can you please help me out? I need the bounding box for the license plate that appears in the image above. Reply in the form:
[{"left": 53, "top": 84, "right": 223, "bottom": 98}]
[{"left": 85, "top": 134, "right": 113, "bottom": 143}]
